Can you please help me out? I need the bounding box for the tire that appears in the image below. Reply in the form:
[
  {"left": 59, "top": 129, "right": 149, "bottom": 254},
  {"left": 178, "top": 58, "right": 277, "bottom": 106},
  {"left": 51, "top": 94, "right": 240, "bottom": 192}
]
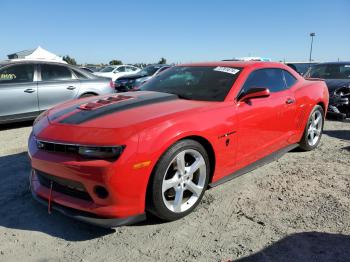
[
  {"left": 79, "top": 93, "right": 96, "bottom": 98},
  {"left": 298, "top": 105, "right": 324, "bottom": 151},
  {"left": 148, "top": 139, "right": 210, "bottom": 221}
]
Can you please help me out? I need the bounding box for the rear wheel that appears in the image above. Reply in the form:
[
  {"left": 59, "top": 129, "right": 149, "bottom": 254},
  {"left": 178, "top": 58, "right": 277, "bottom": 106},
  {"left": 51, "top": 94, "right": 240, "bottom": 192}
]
[
  {"left": 299, "top": 105, "right": 324, "bottom": 151},
  {"left": 148, "top": 140, "right": 210, "bottom": 221}
]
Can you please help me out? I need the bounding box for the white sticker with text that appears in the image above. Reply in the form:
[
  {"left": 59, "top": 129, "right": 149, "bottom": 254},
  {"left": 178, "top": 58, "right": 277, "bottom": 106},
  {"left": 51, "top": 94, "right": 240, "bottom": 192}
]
[{"left": 214, "top": 66, "right": 240, "bottom": 75}]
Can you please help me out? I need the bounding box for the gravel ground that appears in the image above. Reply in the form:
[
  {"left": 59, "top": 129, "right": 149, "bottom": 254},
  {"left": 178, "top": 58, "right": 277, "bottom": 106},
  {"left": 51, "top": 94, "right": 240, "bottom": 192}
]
[{"left": 0, "top": 120, "right": 349, "bottom": 262}]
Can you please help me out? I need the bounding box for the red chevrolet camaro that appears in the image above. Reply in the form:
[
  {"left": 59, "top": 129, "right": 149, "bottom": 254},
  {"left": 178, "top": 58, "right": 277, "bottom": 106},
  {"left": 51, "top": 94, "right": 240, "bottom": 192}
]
[{"left": 28, "top": 61, "right": 329, "bottom": 227}]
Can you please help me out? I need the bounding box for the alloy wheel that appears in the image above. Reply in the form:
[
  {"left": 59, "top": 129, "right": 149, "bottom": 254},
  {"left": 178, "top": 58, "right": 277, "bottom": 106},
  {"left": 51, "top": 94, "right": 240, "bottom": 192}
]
[
  {"left": 161, "top": 149, "right": 207, "bottom": 213},
  {"left": 307, "top": 110, "right": 323, "bottom": 146}
]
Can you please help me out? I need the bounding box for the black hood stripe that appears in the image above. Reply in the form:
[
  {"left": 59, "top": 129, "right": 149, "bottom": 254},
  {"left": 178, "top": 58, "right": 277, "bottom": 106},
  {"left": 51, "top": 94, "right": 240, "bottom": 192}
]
[
  {"left": 49, "top": 97, "right": 98, "bottom": 122},
  {"left": 59, "top": 92, "right": 178, "bottom": 124}
]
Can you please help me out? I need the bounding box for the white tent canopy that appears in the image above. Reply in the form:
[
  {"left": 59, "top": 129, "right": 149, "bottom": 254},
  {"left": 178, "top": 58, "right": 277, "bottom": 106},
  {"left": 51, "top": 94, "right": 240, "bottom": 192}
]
[{"left": 8, "top": 46, "right": 66, "bottom": 63}]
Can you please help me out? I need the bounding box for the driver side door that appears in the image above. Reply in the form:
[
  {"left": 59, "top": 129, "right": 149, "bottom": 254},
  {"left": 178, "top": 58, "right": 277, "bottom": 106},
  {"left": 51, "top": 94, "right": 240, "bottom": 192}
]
[{"left": 235, "top": 68, "right": 293, "bottom": 170}]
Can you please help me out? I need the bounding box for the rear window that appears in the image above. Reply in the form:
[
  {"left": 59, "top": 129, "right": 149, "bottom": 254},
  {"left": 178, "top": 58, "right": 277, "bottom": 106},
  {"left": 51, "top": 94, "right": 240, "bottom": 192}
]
[
  {"left": 99, "top": 66, "right": 115, "bottom": 72},
  {"left": 0, "top": 64, "right": 34, "bottom": 84},
  {"left": 141, "top": 66, "right": 241, "bottom": 101},
  {"left": 306, "top": 64, "right": 350, "bottom": 79}
]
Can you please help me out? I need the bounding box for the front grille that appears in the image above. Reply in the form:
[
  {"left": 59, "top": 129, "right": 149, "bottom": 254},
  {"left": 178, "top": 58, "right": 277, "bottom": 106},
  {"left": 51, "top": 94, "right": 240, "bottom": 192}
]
[
  {"left": 36, "top": 170, "right": 92, "bottom": 201},
  {"left": 36, "top": 140, "right": 79, "bottom": 154}
]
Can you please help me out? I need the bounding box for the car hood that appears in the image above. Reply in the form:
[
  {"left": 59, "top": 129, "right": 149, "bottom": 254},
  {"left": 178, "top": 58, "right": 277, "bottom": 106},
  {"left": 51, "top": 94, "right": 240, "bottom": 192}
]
[
  {"left": 324, "top": 79, "right": 350, "bottom": 94},
  {"left": 34, "top": 91, "right": 212, "bottom": 144}
]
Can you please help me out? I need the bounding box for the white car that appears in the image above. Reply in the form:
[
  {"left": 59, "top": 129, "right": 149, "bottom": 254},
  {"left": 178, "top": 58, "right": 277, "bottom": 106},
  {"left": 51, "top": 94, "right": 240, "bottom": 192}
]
[{"left": 93, "top": 65, "right": 140, "bottom": 81}]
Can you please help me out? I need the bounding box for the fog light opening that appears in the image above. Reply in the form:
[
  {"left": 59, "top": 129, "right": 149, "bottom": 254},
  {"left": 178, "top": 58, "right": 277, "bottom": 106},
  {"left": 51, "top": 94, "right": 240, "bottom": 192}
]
[{"left": 94, "top": 186, "right": 109, "bottom": 199}]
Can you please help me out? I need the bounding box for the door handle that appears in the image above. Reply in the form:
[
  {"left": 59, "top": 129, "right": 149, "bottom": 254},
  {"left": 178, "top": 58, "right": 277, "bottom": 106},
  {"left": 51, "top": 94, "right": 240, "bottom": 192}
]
[
  {"left": 67, "top": 86, "right": 76, "bottom": 90},
  {"left": 24, "top": 88, "right": 35, "bottom": 93},
  {"left": 286, "top": 98, "right": 295, "bottom": 104}
]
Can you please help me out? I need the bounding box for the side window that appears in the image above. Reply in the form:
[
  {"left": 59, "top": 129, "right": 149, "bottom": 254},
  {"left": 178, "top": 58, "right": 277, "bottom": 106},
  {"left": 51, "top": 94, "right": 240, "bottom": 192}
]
[
  {"left": 72, "top": 69, "right": 88, "bottom": 79},
  {"left": 241, "top": 68, "right": 286, "bottom": 93},
  {"left": 116, "top": 66, "right": 126, "bottom": 73},
  {"left": 283, "top": 70, "right": 297, "bottom": 88},
  {"left": 0, "top": 64, "right": 34, "bottom": 84},
  {"left": 125, "top": 66, "right": 134, "bottom": 72},
  {"left": 41, "top": 64, "right": 73, "bottom": 81}
]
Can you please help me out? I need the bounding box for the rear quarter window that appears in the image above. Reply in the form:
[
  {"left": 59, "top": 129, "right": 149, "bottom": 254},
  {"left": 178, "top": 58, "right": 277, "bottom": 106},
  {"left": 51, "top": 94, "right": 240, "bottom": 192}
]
[
  {"left": 72, "top": 69, "right": 88, "bottom": 79},
  {"left": 283, "top": 70, "right": 297, "bottom": 88}
]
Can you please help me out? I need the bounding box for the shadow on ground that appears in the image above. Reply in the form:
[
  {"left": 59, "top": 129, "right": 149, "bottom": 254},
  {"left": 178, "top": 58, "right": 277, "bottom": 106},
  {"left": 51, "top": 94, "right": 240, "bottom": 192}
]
[
  {"left": 0, "top": 120, "right": 33, "bottom": 131},
  {"left": 0, "top": 152, "right": 114, "bottom": 241},
  {"left": 235, "top": 232, "right": 350, "bottom": 262},
  {"left": 324, "top": 130, "right": 350, "bottom": 141}
]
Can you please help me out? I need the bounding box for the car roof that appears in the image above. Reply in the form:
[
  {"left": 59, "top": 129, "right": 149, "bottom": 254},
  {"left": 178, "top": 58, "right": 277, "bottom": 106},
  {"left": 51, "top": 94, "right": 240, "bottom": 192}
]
[
  {"left": 179, "top": 61, "right": 286, "bottom": 69},
  {"left": 313, "top": 61, "right": 350, "bottom": 65},
  {"left": 145, "top": 64, "right": 169, "bottom": 67},
  {"left": 286, "top": 62, "right": 319, "bottom": 64}
]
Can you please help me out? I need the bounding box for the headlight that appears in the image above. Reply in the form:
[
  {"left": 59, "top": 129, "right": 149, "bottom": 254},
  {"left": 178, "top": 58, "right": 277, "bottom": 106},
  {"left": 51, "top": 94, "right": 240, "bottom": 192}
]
[{"left": 78, "top": 145, "right": 125, "bottom": 159}]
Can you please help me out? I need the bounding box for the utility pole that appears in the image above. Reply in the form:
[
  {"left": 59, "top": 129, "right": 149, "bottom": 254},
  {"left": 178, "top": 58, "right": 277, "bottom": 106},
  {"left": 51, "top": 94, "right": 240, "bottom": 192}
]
[{"left": 309, "top": 32, "right": 316, "bottom": 62}]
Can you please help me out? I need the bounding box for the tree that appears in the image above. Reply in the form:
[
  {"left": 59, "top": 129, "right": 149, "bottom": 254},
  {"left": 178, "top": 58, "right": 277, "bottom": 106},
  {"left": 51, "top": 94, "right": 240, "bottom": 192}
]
[
  {"left": 158, "top": 57, "right": 167, "bottom": 64},
  {"left": 109, "top": 60, "right": 123, "bottom": 65},
  {"left": 62, "top": 55, "right": 77, "bottom": 65}
]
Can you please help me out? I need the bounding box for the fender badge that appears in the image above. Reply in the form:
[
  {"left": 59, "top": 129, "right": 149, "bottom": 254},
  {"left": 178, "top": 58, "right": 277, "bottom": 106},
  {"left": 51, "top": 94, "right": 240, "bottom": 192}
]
[{"left": 218, "top": 131, "right": 236, "bottom": 139}]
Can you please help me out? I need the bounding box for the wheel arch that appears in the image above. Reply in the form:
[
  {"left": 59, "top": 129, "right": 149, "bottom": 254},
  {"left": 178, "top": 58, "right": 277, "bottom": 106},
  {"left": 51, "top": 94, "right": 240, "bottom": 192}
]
[
  {"left": 317, "top": 101, "right": 326, "bottom": 114},
  {"left": 79, "top": 92, "right": 98, "bottom": 98},
  {"left": 145, "top": 134, "right": 216, "bottom": 211}
]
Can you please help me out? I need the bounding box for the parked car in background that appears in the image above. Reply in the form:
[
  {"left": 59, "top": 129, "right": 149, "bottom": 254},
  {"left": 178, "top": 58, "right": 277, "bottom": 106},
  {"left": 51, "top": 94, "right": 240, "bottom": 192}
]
[
  {"left": 0, "top": 60, "right": 115, "bottom": 124},
  {"left": 115, "top": 64, "right": 171, "bottom": 92},
  {"left": 29, "top": 61, "right": 328, "bottom": 227},
  {"left": 286, "top": 62, "right": 318, "bottom": 76},
  {"left": 93, "top": 65, "right": 140, "bottom": 81},
  {"left": 80, "top": 67, "right": 95, "bottom": 73},
  {"left": 305, "top": 62, "right": 350, "bottom": 119}
]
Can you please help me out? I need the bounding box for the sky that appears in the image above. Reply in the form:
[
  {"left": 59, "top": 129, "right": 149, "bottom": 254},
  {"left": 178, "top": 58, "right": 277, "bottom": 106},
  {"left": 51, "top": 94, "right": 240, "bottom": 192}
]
[{"left": 0, "top": 0, "right": 349, "bottom": 64}]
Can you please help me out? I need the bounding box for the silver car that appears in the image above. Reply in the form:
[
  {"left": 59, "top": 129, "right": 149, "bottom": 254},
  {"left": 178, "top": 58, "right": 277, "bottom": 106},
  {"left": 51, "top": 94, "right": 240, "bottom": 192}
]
[{"left": 0, "top": 60, "right": 115, "bottom": 123}]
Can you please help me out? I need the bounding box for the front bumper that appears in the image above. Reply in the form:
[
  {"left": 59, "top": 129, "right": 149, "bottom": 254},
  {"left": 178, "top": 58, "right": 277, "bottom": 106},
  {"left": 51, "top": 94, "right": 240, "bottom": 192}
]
[
  {"left": 28, "top": 129, "right": 152, "bottom": 227},
  {"left": 31, "top": 186, "right": 146, "bottom": 228}
]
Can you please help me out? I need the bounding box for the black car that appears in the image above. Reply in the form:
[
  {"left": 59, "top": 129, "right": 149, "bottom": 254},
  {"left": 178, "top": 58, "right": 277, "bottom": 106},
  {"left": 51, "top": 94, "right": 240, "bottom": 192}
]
[
  {"left": 305, "top": 62, "right": 350, "bottom": 119},
  {"left": 115, "top": 64, "right": 171, "bottom": 92},
  {"left": 286, "top": 62, "right": 318, "bottom": 76}
]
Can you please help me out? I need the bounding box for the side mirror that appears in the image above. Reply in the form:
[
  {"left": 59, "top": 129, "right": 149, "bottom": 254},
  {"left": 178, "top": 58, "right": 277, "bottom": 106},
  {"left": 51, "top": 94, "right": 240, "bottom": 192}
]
[{"left": 238, "top": 87, "right": 270, "bottom": 101}]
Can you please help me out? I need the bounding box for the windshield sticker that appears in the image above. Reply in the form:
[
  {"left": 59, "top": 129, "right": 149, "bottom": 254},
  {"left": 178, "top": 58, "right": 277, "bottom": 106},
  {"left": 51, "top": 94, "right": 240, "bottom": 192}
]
[
  {"left": 0, "top": 74, "right": 16, "bottom": 81},
  {"left": 214, "top": 67, "right": 240, "bottom": 75}
]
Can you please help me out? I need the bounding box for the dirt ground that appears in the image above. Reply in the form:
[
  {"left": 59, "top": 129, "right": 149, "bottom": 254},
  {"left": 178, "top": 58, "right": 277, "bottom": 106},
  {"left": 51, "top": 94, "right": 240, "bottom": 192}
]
[{"left": 0, "top": 120, "right": 349, "bottom": 262}]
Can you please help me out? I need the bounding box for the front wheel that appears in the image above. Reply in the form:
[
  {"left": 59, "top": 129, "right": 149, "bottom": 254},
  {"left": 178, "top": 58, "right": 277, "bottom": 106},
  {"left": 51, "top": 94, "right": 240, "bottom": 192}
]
[
  {"left": 148, "top": 140, "right": 210, "bottom": 221},
  {"left": 298, "top": 105, "right": 324, "bottom": 151}
]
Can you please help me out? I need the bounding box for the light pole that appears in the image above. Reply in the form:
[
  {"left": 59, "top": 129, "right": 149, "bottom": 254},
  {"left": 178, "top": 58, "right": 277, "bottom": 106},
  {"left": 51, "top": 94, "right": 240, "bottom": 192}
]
[{"left": 309, "top": 32, "right": 316, "bottom": 62}]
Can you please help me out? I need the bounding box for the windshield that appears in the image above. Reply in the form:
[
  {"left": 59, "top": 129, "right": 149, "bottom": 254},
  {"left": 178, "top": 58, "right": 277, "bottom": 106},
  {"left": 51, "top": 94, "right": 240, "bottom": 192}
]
[
  {"left": 99, "top": 66, "right": 115, "bottom": 73},
  {"left": 140, "top": 66, "right": 241, "bottom": 101},
  {"left": 139, "top": 66, "right": 161, "bottom": 76},
  {"left": 306, "top": 64, "right": 350, "bottom": 79}
]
